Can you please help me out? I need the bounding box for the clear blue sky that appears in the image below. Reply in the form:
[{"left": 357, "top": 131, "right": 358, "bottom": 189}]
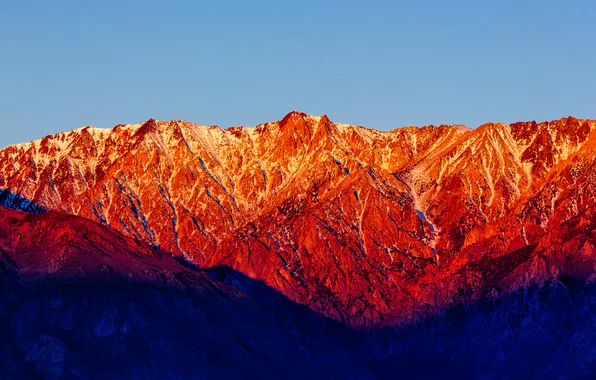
[{"left": 1, "top": 0, "right": 595, "bottom": 147}]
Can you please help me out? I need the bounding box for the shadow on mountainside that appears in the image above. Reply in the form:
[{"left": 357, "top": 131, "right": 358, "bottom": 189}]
[
  {"left": 202, "top": 265, "right": 355, "bottom": 340},
  {"left": 3, "top": 254, "right": 596, "bottom": 379},
  {"left": 368, "top": 280, "right": 596, "bottom": 379},
  {"left": 0, "top": 188, "right": 46, "bottom": 214},
  {"left": 202, "top": 264, "right": 596, "bottom": 379},
  {"left": 1, "top": 192, "right": 596, "bottom": 379},
  {"left": 0, "top": 261, "right": 373, "bottom": 379}
]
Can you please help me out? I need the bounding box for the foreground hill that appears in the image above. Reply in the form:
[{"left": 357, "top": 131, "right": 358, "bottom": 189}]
[
  {"left": 0, "top": 206, "right": 373, "bottom": 379},
  {"left": 1, "top": 112, "right": 596, "bottom": 326}
]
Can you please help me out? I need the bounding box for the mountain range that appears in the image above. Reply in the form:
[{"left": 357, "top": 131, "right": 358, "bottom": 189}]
[{"left": 2, "top": 111, "right": 596, "bottom": 329}]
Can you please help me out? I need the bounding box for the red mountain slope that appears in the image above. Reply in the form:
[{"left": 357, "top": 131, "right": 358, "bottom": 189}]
[
  {"left": 1, "top": 112, "right": 596, "bottom": 326},
  {"left": 0, "top": 206, "right": 230, "bottom": 292}
]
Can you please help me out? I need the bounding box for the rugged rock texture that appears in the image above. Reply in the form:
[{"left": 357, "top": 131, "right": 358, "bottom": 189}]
[{"left": 2, "top": 112, "right": 596, "bottom": 326}]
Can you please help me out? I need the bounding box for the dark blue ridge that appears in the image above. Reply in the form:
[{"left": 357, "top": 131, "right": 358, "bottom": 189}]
[
  {"left": 0, "top": 189, "right": 46, "bottom": 214},
  {"left": 1, "top": 259, "right": 596, "bottom": 379}
]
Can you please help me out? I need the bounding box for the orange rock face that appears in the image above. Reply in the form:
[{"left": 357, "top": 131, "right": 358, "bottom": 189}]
[{"left": 2, "top": 112, "right": 596, "bottom": 326}]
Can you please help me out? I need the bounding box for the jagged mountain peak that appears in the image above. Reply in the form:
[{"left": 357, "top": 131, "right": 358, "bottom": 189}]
[
  {"left": 276, "top": 111, "right": 336, "bottom": 139},
  {"left": 135, "top": 118, "right": 160, "bottom": 134}
]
